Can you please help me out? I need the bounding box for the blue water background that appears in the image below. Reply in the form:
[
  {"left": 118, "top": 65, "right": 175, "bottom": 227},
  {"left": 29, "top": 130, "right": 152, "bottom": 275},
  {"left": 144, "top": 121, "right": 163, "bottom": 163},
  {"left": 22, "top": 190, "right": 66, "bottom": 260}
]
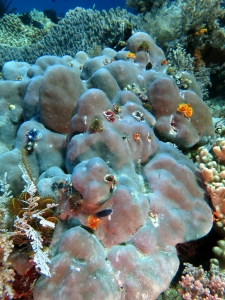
[{"left": 12, "top": 0, "right": 127, "bottom": 16}]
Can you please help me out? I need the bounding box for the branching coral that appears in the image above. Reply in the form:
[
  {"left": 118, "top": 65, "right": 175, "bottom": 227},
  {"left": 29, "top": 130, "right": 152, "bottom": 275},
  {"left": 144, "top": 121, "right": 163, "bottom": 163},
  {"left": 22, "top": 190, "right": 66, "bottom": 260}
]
[
  {"left": 167, "top": 43, "right": 194, "bottom": 73},
  {"left": 179, "top": 0, "right": 224, "bottom": 34},
  {"left": 196, "top": 128, "right": 225, "bottom": 236},
  {"left": 167, "top": 43, "right": 211, "bottom": 99},
  {"left": 178, "top": 261, "right": 225, "bottom": 299},
  {"left": 213, "top": 239, "right": 225, "bottom": 271},
  {"left": 0, "top": 12, "right": 52, "bottom": 47},
  {"left": 141, "top": 2, "right": 182, "bottom": 47},
  {"left": 126, "top": 0, "right": 165, "bottom": 14}
]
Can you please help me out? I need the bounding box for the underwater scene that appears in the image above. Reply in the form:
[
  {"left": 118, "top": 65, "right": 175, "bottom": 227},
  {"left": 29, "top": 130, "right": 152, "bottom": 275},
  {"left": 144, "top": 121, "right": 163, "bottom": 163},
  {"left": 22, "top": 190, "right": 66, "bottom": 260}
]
[{"left": 1, "top": 0, "right": 225, "bottom": 299}]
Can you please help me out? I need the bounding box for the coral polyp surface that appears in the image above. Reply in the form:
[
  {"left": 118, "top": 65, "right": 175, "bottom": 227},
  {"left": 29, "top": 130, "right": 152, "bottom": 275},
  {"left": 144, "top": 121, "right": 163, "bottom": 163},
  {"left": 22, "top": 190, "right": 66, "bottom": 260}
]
[{"left": 0, "top": 31, "right": 214, "bottom": 299}]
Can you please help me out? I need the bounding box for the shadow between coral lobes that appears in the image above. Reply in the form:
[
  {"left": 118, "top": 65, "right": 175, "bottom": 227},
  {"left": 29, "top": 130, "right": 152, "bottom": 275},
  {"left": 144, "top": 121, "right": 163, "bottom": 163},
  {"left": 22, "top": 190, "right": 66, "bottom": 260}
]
[{"left": 172, "top": 228, "right": 220, "bottom": 285}]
